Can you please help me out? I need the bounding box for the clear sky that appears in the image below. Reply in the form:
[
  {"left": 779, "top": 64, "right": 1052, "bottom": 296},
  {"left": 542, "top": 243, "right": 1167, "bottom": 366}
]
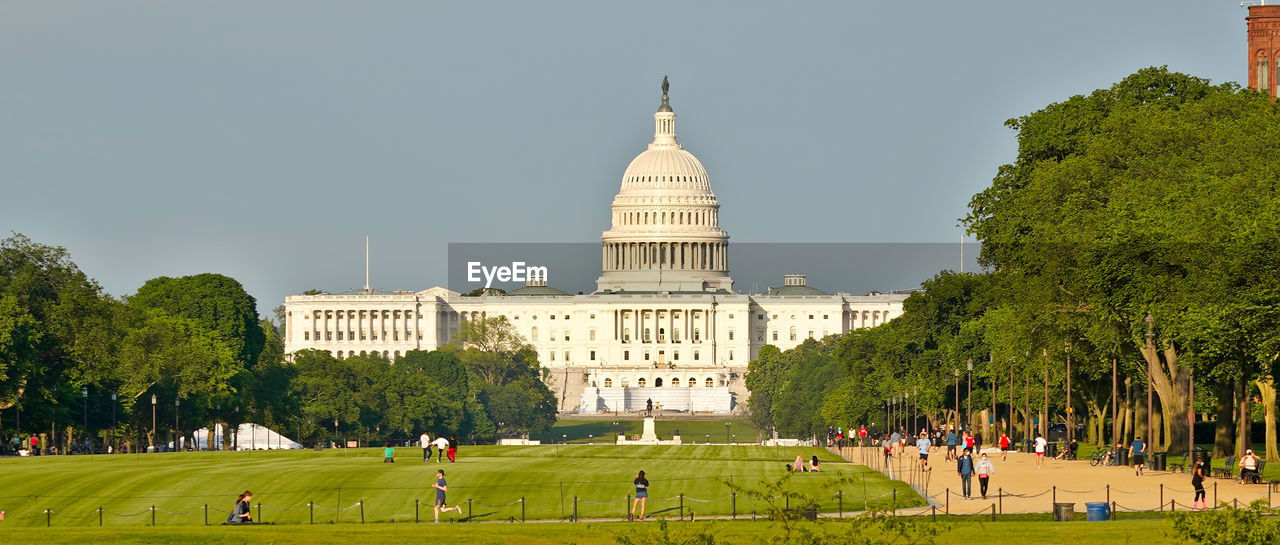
[{"left": 0, "top": 1, "right": 1251, "bottom": 315}]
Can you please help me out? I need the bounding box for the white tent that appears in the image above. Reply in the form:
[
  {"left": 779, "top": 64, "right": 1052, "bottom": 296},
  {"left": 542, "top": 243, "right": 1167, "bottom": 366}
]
[{"left": 192, "top": 423, "right": 303, "bottom": 451}]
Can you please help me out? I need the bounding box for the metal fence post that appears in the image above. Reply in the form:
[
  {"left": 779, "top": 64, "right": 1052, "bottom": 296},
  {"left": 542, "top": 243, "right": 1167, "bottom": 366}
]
[
  {"left": 100, "top": 506, "right": 105, "bottom": 527},
  {"left": 573, "top": 496, "right": 578, "bottom": 522},
  {"left": 309, "top": 501, "right": 314, "bottom": 524},
  {"left": 945, "top": 488, "right": 949, "bottom": 514},
  {"left": 679, "top": 493, "right": 685, "bottom": 520},
  {"left": 522, "top": 496, "right": 526, "bottom": 523},
  {"left": 1159, "top": 484, "right": 1163, "bottom": 511},
  {"left": 838, "top": 490, "right": 843, "bottom": 517},
  {"left": 415, "top": 499, "right": 419, "bottom": 523},
  {"left": 359, "top": 499, "right": 365, "bottom": 523},
  {"left": 467, "top": 498, "right": 473, "bottom": 522},
  {"left": 892, "top": 489, "right": 897, "bottom": 515},
  {"left": 991, "top": 503, "right": 996, "bottom": 522},
  {"left": 256, "top": 502, "right": 262, "bottom": 523},
  {"left": 998, "top": 488, "right": 1002, "bottom": 514},
  {"left": 150, "top": 505, "right": 155, "bottom": 526},
  {"left": 931, "top": 505, "right": 936, "bottom": 522},
  {"left": 45, "top": 509, "right": 50, "bottom": 527}
]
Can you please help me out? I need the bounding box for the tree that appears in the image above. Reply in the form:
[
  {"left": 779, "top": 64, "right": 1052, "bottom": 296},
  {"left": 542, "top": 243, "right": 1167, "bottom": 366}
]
[{"left": 131, "top": 274, "right": 265, "bottom": 370}]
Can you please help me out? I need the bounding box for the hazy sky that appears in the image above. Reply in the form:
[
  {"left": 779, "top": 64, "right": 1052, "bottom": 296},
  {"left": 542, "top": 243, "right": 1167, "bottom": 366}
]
[{"left": 0, "top": 1, "right": 1251, "bottom": 315}]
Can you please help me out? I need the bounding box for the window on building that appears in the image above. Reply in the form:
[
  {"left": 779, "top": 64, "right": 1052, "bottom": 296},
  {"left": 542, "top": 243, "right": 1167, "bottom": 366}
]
[
  {"left": 549, "top": 329, "right": 556, "bottom": 342},
  {"left": 644, "top": 328, "right": 651, "bottom": 343},
  {"left": 624, "top": 350, "right": 630, "bottom": 361},
  {"left": 772, "top": 314, "right": 778, "bottom": 319},
  {"left": 589, "top": 314, "right": 595, "bottom": 319},
  {"left": 757, "top": 313, "right": 764, "bottom": 320},
  {"left": 789, "top": 327, "right": 797, "bottom": 341},
  {"left": 337, "top": 331, "right": 343, "bottom": 341},
  {"left": 564, "top": 331, "right": 570, "bottom": 341},
  {"left": 705, "top": 377, "right": 714, "bottom": 388},
  {"left": 771, "top": 330, "right": 778, "bottom": 341},
  {"left": 693, "top": 329, "right": 701, "bottom": 342},
  {"left": 823, "top": 330, "right": 829, "bottom": 337},
  {"left": 371, "top": 332, "right": 377, "bottom": 340},
  {"left": 304, "top": 331, "right": 310, "bottom": 340},
  {"left": 531, "top": 327, "right": 538, "bottom": 342},
  {"left": 624, "top": 328, "right": 631, "bottom": 342},
  {"left": 590, "top": 350, "right": 596, "bottom": 361},
  {"left": 728, "top": 329, "right": 734, "bottom": 340},
  {"left": 644, "top": 351, "right": 650, "bottom": 360},
  {"left": 673, "top": 329, "right": 681, "bottom": 342},
  {"left": 550, "top": 314, "right": 555, "bottom": 319},
  {"left": 325, "top": 331, "right": 332, "bottom": 341},
  {"left": 604, "top": 378, "right": 613, "bottom": 388},
  {"left": 550, "top": 352, "right": 555, "bottom": 361},
  {"left": 637, "top": 378, "right": 647, "bottom": 387},
  {"left": 655, "top": 377, "right": 663, "bottom": 387},
  {"left": 808, "top": 330, "right": 814, "bottom": 339},
  {"left": 673, "top": 351, "right": 680, "bottom": 360},
  {"left": 1261, "top": 56, "right": 1271, "bottom": 90},
  {"left": 808, "top": 314, "right": 814, "bottom": 320},
  {"left": 563, "top": 315, "right": 568, "bottom": 320},
  {"left": 688, "top": 376, "right": 697, "bottom": 387},
  {"left": 729, "top": 350, "right": 734, "bottom": 361},
  {"left": 672, "top": 378, "right": 681, "bottom": 386},
  {"left": 563, "top": 351, "right": 569, "bottom": 362},
  {"left": 337, "top": 351, "right": 344, "bottom": 358},
  {"left": 823, "top": 314, "right": 829, "bottom": 320},
  {"left": 393, "top": 331, "right": 399, "bottom": 341},
  {"left": 417, "top": 332, "right": 423, "bottom": 340},
  {"left": 693, "top": 350, "right": 700, "bottom": 361},
  {"left": 622, "top": 379, "right": 629, "bottom": 387},
  {"left": 589, "top": 328, "right": 596, "bottom": 341},
  {"left": 729, "top": 314, "right": 734, "bottom": 319}
]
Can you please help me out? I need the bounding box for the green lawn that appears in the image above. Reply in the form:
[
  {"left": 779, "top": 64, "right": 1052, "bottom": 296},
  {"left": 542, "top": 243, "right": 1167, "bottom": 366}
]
[
  {"left": 0, "top": 445, "right": 921, "bottom": 527},
  {"left": 0, "top": 519, "right": 1187, "bottom": 545},
  {"left": 529, "top": 418, "right": 760, "bottom": 444}
]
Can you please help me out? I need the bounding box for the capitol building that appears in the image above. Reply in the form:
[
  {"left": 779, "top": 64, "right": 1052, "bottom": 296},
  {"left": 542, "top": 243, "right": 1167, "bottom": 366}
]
[{"left": 282, "top": 81, "right": 908, "bottom": 415}]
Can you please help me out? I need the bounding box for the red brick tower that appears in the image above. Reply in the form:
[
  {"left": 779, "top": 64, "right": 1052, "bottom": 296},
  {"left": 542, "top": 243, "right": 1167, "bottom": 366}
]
[{"left": 1247, "top": 5, "right": 1280, "bottom": 95}]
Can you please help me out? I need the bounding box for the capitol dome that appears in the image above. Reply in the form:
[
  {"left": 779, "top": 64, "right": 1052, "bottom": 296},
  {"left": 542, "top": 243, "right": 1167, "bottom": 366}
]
[{"left": 596, "top": 78, "right": 733, "bottom": 294}]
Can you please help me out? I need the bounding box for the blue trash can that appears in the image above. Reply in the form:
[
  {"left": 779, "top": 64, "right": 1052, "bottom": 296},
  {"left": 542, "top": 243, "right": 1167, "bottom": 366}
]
[{"left": 1085, "top": 502, "right": 1109, "bottom": 521}]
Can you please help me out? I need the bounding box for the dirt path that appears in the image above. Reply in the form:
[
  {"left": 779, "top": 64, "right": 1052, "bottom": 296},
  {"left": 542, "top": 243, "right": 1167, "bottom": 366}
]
[{"left": 834, "top": 445, "right": 1275, "bottom": 515}]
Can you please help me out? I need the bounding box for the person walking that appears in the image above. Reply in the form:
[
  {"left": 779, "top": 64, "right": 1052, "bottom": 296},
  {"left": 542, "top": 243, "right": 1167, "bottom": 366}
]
[
  {"left": 998, "top": 432, "right": 1011, "bottom": 462},
  {"left": 433, "top": 434, "right": 449, "bottom": 463},
  {"left": 916, "top": 432, "right": 932, "bottom": 469},
  {"left": 975, "top": 452, "right": 995, "bottom": 500},
  {"left": 1034, "top": 432, "right": 1047, "bottom": 468},
  {"left": 630, "top": 470, "right": 649, "bottom": 521},
  {"left": 1129, "top": 435, "right": 1146, "bottom": 476},
  {"left": 1191, "top": 455, "right": 1208, "bottom": 510},
  {"left": 889, "top": 429, "right": 902, "bottom": 458},
  {"left": 973, "top": 430, "right": 984, "bottom": 454},
  {"left": 963, "top": 430, "right": 975, "bottom": 454},
  {"left": 945, "top": 429, "right": 958, "bottom": 461},
  {"left": 881, "top": 434, "right": 893, "bottom": 469},
  {"left": 447, "top": 434, "right": 459, "bottom": 463},
  {"left": 956, "top": 448, "right": 975, "bottom": 499},
  {"left": 420, "top": 431, "right": 433, "bottom": 463}
]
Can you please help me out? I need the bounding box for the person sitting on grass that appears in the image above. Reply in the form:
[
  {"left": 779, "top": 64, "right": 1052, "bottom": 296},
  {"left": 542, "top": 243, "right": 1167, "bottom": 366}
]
[
  {"left": 384, "top": 442, "right": 395, "bottom": 463},
  {"left": 808, "top": 455, "right": 821, "bottom": 472},
  {"left": 226, "top": 490, "right": 253, "bottom": 524},
  {"left": 792, "top": 454, "right": 806, "bottom": 472}
]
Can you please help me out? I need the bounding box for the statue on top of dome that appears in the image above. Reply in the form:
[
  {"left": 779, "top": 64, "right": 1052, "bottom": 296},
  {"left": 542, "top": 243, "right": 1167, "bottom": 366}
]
[{"left": 661, "top": 75, "right": 669, "bottom": 96}]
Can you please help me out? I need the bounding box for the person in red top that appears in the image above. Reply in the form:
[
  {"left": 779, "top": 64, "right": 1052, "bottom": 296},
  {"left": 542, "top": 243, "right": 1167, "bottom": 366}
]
[
  {"left": 998, "top": 433, "right": 1011, "bottom": 461},
  {"left": 963, "top": 430, "right": 975, "bottom": 452}
]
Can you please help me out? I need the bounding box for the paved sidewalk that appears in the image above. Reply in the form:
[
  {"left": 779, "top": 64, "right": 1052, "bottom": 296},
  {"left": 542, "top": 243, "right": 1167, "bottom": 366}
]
[{"left": 832, "top": 445, "right": 1276, "bottom": 515}]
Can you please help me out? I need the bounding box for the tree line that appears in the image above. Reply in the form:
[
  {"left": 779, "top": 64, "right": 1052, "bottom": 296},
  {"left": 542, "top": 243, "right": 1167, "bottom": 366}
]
[
  {"left": 0, "top": 234, "right": 555, "bottom": 452},
  {"left": 748, "top": 67, "right": 1280, "bottom": 461}
]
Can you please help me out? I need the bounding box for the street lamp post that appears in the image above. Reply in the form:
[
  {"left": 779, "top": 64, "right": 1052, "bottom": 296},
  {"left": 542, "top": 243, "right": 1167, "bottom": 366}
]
[
  {"left": 913, "top": 387, "right": 919, "bottom": 435},
  {"left": 81, "top": 386, "right": 88, "bottom": 452},
  {"left": 110, "top": 392, "right": 117, "bottom": 454},
  {"left": 966, "top": 358, "right": 974, "bottom": 433},
  {"left": 1065, "top": 341, "right": 1073, "bottom": 443},
  {"left": 174, "top": 398, "right": 180, "bottom": 452},
  {"left": 150, "top": 393, "right": 157, "bottom": 450},
  {"left": 953, "top": 369, "right": 960, "bottom": 431},
  {"left": 725, "top": 421, "right": 731, "bottom": 443}
]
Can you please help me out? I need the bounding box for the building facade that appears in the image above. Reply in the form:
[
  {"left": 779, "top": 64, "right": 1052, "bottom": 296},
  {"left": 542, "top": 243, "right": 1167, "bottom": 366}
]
[{"left": 282, "top": 83, "right": 908, "bottom": 414}]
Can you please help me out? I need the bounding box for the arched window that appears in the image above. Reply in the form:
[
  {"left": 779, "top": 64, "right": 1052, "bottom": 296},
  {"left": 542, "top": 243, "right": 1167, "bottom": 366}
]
[
  {"left": 705, "top": 377, "right": 715, "bottom": 388},
  {"left": 393, "top": 350, "right": 400, "bottom": 359},
  {"left": 531, "top": 327, "right": 538, "bottom": 341},
  {"left": 637, "top": 378, "right": 647, "bottom": 387},
  {"left": 689, "top": 377, "right": 697, "bottom": 387},
  {"left": 337, "top": 351, "right": 344, "bottom": 358},
  {"left": 644, "top": 328, "right": 651, "bottom": 343},
  {"left": 789, "top": 327, "right": 797, "bottom": 341},
  {"left": 671, "top": 378, "right": 680, "bottom": 387},
  {"left": 382, "top": 350, "right": 389, "bottom": 358},
  {"left": 624, "top": 328, "right": 631, "bottom": 342},
  {"left": 1261, "top": 54, "right": 1271, "bottom": 90},
  {"left": 655, "top": 377, "right": 663, "bottom": 387},
  {"left": 604, "top": 378, "right": 613, "bottom": 388}
]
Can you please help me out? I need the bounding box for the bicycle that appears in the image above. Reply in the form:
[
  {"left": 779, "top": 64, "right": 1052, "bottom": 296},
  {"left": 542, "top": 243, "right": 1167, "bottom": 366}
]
[{"left": 1090, "top": 448, "right": 1112, "bottom": 467}]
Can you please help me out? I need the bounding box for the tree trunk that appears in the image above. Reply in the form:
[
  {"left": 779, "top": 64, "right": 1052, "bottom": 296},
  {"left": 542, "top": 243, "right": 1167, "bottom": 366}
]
[
  {"left": 1254, "top": 376, "right": 1277, "bottom": 463},
  {"left": 1134, "top": 388, "right": 1147, "bottom": 443},
  {"left": 1142, "top": 343, "right": 1187, "bottom": 454},
  {"left": 1236, "top": 377, "right": 1252, "bottom": 459},
  {"left": 1213, "top": 379, "right": 1234, "bottom": 458}
]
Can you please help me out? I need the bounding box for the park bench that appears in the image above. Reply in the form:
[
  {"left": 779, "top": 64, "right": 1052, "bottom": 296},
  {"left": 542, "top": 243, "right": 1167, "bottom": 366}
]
[
  {"left": 1212, "top": 456, "right": 1235, "bottom": 479},
  {"left": 1167, "top": 453, "right": 1187, "bottom": 474}
]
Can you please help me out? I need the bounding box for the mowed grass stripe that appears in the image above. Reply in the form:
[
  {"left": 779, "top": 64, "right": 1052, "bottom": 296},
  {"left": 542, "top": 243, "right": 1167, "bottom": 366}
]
[{"left": 0, "top": 446, "right": 922, "bottom": 526}]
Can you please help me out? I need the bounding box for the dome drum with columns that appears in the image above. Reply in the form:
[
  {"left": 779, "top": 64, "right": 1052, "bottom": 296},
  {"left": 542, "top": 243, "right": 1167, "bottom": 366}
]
[{"left": 281, "top": 78, "right": 909, "bottom": 416}]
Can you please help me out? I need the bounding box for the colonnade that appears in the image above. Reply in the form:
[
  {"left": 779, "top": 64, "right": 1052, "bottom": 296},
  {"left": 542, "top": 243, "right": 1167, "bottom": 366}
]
[{"left": 602, "top": 241, "right": 727, "bottom": 271}]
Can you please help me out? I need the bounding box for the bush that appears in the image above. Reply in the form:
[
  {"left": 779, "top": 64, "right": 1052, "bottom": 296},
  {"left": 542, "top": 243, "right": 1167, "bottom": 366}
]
[{"left": 1171, "top": 500, "right": 1280, "bottom": 545}]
